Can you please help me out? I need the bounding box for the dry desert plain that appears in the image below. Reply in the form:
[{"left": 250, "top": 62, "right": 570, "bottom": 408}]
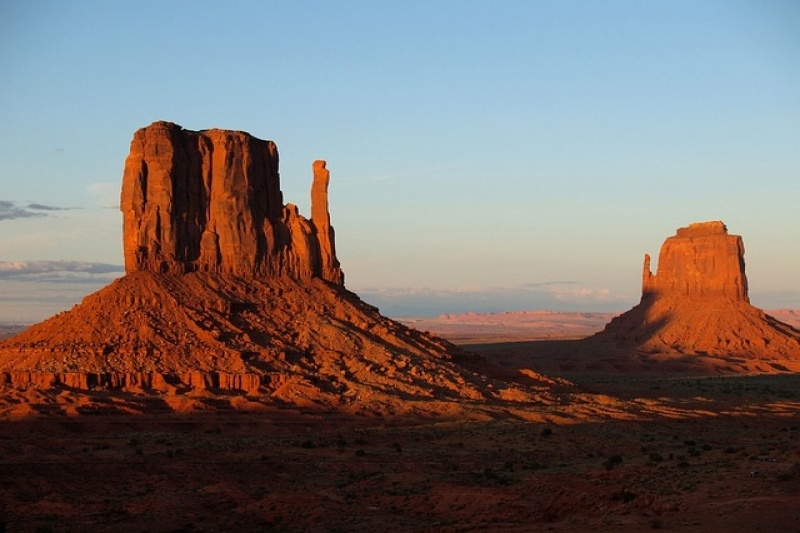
[{"left": 1, "top": 312, "right": 800, "bottom": 533}]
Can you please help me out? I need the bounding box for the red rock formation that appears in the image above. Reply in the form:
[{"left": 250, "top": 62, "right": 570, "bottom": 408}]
[
  {"left": 121, "top": 121, "right": 341, "bottom": 283},
  {"left": 0, "top": 122, "right": 552, "bottom": 410},
  {"left": 311, "top": 160, "right": 343, "bottom": 284},
  {"left": 642, "top": 221, "right": 747, "bottom": 302},
  {"left": 596, "top": 221, "right": 800, "bottom": 360}
]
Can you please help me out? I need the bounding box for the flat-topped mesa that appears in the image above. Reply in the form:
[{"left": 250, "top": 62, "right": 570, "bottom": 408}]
[
  {"left": 641, "top": 221, "right": 748, "bottom": 302},
  {"left": 121, "top": 121, "right": 343, "bottom": 284}
]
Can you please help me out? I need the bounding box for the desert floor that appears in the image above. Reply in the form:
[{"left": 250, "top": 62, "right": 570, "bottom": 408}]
[{"left": 1, "top": 329, "right": 800, "bottom": 532}]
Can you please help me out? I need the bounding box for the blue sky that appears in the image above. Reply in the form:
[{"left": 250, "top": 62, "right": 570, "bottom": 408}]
[{"left": 0, "top": 0, "right": 798, "bottom": 320}]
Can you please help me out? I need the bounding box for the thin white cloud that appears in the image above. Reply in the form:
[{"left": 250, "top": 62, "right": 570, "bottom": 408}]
[
  {"left": 0, "top": 200, "right": 46, "bottom": 221},
  {"left": 0, "top": 260, "right": 124, "bottom": 282},
  {"left": 0, "top": 200, "right": 80, "bottom": 220}
]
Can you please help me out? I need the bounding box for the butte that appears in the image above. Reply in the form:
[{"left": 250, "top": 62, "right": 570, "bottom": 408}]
[
  {"left": 0, "top": 121, "right": 558, "bottom": 416},
  {"left": 593, "top": 221, "right": 800, "bottom": 368}
]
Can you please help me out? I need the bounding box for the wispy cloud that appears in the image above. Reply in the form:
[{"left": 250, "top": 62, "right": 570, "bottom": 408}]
[
  {"left": 0, "top": 200, "right": 79, "bottom": 220},
  {"left": 26, "top": 202, "right": 76, "bottom": 212},
  {"left": 0, "top": 260, "right": 124, "bottom": 283},
  {"left": 0, "top": 200, "right": 47, "bottom": 221}
]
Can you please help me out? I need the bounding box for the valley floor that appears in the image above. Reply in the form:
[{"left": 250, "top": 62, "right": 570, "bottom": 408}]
[{"left": 1, "top": 373, "right": 799, "bottom": 532}]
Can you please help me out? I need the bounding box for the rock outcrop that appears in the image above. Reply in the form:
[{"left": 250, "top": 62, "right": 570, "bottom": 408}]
[
  {"left": 0, "top": 122, "right": 553, "bottom": 414},
  {"left": 121, "top": 121, "right": 343, "bottom": 283},
  {"left": 641, "top": 221, "right": 747, "bottom": 302},
  {"left": 595, "top": 221, "right": 800, "bottom": 360}
]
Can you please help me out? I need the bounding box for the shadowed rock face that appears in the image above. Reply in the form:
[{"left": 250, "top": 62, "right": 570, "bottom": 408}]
[
  {"left": 121, "top": 121, "right": 343, "bottom": 284},
  {"left": 596, "top": 221, "right": 800, "bottom": 359}
]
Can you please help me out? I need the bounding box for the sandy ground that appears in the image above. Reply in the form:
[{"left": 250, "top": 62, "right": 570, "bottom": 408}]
[
  {"left": 2, "top": 315, "right": 800, "bottom": 532},
  {"left": 1, "top": 371, "right": 799, "bottom": 531}
]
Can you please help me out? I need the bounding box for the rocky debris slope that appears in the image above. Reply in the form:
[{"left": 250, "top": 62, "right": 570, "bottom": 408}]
[
  {"left": 0, "top": 122, "right": 558, "bottom": 415},
  {"left": 595, "top": 221, "right": 800, "bottom": 359}
]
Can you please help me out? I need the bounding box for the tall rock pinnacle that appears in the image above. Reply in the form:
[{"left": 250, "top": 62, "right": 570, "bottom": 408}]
[
  {"left": 311, "top": 160, "right": 343, "bottom": 285},
  {"left": 121, "top": 121, "right": 342, "bottom": 283},
  {"left": 595, "top": 221, "right": 800, "bottom": 359}
]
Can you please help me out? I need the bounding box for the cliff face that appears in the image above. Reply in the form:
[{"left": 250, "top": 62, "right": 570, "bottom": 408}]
[
  {"left": 121, "top": 121, "right": 343, "bottom": 284},
  {"left": 641, "top": 221, "right": 748, "bottom": 302},
  {"left": 596, "top": 221, "right": 800, "bottom": 359}
]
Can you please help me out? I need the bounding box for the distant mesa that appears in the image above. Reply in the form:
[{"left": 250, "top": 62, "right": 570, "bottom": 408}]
[
  {"left": 595, "top": 221, "right": 800, "bottom": 359},
  {"left": 0, "top": 121, "right": 552, "bottom": 414}
]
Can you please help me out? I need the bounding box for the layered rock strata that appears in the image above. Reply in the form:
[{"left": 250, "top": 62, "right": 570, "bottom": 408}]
[{"left": 596, "top": 221, "right": 800, "bottom": 359}]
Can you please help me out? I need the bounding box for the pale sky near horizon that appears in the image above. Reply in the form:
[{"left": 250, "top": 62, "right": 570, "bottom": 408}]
[{"left": 1, "top": 0, "right": 798, "bottom": 321}]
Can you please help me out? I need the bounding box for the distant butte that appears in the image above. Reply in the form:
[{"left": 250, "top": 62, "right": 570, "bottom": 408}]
[
  {"left": 594, "top": 221, "right": 800, "bottom": 360},
  {"left": 0, "top": 121, "right": 556, "bottom": 416}
]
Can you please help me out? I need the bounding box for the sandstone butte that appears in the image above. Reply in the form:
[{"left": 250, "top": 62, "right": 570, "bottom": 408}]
[
  {"left": 0, "top": 121, "right": 561, "bottom": 416},
  {"left": 594, "top": 221, "right": 800, "bottom": 361}
]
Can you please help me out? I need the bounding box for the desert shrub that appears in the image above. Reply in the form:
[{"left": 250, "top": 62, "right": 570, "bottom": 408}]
[
  {"left": 300, "top": 439, "right": 315, "bottom": 449},
  {"left": 611, "top": 490, "right": 636, "bottom": 503},
  {"left": 649, "top": 452, "right": 664, "bottom": 463},
  {"left": 651, "top": 518, "right": 664, "bottom": 529},
  {"left": 391, "top": 442, "right": 402, "bottom": 453},
  {"left": 354, "top": 449, "right": 366, "bottom": 457},
  {"left": 480, "top": 468, "right": 512, "bottom": 485},
  {"left": 778, "top": 462, "right": 800, "bottom": 481},
  {"left": 604, "top": 454, "right": 624, "bottom": 471},
  {"left": 540, "top": 428, "right": 553, "bottom": 437},
  {"left": 524, "top": 462, "right": 546, "bottom": 471}
]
